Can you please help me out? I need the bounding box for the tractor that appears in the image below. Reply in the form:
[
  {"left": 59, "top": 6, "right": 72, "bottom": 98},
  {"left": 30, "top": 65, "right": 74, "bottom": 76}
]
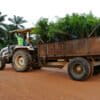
[{"left": 0, "top": 28, "right": 40, "bottom": 71}]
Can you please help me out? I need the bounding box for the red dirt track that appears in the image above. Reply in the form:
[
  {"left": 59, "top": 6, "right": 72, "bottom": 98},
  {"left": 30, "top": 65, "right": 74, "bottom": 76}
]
[{"left": 0, "top": 64, "right": 100, "bottom": 100}]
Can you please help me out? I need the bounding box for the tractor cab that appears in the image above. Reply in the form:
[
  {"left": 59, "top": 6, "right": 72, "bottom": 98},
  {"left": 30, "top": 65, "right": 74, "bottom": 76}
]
[
  {"left": 10, "top": 28, "right": 33, "bottom": 46},
  {"left": 9, "top": 28, "right": 34, "bottom": 50},
  {"left": 0, "top": 28, "right": 36, "bottom": 70}
]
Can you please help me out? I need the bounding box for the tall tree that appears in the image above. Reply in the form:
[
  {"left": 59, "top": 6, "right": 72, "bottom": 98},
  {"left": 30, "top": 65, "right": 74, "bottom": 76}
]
[
  {"left": 8, "top": 15, "right": 27, "bottom": 29},
  {"left": 34, "top": 18, "right": 49, "bottom": 43},
  {"left": 0, "top": 12, "right": 7, "bottom": 49}
]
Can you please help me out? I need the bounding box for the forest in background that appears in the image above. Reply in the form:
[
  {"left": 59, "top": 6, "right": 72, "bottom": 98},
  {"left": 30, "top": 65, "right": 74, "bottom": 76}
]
[{"left": 0, "top": 11, "right": 100, "bottom": 49}]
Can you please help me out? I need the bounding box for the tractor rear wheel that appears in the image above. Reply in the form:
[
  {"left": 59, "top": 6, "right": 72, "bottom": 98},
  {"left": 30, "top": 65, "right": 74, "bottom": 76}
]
[{"left": 12, "top": 50, "right": 32, "bottom": 72}]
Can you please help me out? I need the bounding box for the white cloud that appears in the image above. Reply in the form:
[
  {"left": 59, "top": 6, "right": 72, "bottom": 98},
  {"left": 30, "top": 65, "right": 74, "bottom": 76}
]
[{"left": 0, "top": 0, "right": 100, "bottom": 28}]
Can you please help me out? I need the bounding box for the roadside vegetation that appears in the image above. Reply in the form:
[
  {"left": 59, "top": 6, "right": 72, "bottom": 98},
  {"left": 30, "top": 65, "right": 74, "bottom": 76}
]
[
  {"left": 0, "top": 11, "right": 100, "bottom": 48},
  {"left": 33, "top": 12, "right": 100, "bottom": 43},
  {"left": 0, "top": 12, "right": 27, "bottom": 49}
]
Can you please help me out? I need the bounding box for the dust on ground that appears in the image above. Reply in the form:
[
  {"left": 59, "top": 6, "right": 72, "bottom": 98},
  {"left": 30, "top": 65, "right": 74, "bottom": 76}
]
[{"left": 0, "top": 64, "right": 100, "bottom": 100}]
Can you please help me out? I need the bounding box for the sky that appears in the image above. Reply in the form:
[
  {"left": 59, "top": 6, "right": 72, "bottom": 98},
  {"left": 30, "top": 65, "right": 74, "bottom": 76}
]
[{"left": 0, "top": 0, "right": 100, "bottom": 28}]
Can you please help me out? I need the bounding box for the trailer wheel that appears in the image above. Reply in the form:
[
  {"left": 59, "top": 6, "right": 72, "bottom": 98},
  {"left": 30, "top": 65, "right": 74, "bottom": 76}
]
[
  {"left": 12, "top": 50, "right": 32, "bottom": 72},
  {"left": 0, "top": 58, "right": 5, "bottom": 70},
  {"left": 68, "top": 57, "right": 92, "bottom": 81}
]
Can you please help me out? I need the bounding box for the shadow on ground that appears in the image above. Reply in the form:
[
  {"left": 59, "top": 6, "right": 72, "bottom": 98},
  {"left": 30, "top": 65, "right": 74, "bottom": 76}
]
[{"left": 93, "top": 65, "right": 100, "bottom": 75}]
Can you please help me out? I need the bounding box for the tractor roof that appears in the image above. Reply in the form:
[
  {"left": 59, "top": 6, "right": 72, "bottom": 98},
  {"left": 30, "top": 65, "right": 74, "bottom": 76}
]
[{"left": 9, "top": 28, "right": 33, "bottom": 34}]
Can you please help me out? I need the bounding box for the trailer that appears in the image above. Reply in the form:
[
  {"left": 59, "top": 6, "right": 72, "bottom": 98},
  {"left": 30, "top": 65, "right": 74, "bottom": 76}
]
[{"left": 38, "top": 37, "right": 100, "bottom": 80}]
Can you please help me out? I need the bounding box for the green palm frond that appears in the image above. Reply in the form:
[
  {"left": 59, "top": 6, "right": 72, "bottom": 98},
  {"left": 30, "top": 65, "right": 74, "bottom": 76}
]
[{"left": 8, "top": 15, "right": 27, "bottom": 29}]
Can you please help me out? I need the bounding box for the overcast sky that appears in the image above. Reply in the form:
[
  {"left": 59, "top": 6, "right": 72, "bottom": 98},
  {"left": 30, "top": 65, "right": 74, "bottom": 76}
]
[{"left": 0, "top": 0, "right": 100, "bottom": 28}]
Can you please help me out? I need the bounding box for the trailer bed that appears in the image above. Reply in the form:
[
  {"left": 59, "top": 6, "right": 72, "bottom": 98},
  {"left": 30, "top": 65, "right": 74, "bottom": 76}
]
[{"left": 38, "top": 37, "right": 100, "bottom": 58}]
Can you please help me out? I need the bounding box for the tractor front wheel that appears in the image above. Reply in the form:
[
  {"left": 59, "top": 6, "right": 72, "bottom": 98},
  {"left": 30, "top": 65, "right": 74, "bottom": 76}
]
[{"left": 0, "top": 58, "right": 6, "bottom": 70}]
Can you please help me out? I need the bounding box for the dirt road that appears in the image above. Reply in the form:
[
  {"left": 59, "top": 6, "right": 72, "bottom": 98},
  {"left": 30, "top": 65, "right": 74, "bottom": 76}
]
[{"left": 0, "top": 64, "right": 100, "bottom": 100}]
